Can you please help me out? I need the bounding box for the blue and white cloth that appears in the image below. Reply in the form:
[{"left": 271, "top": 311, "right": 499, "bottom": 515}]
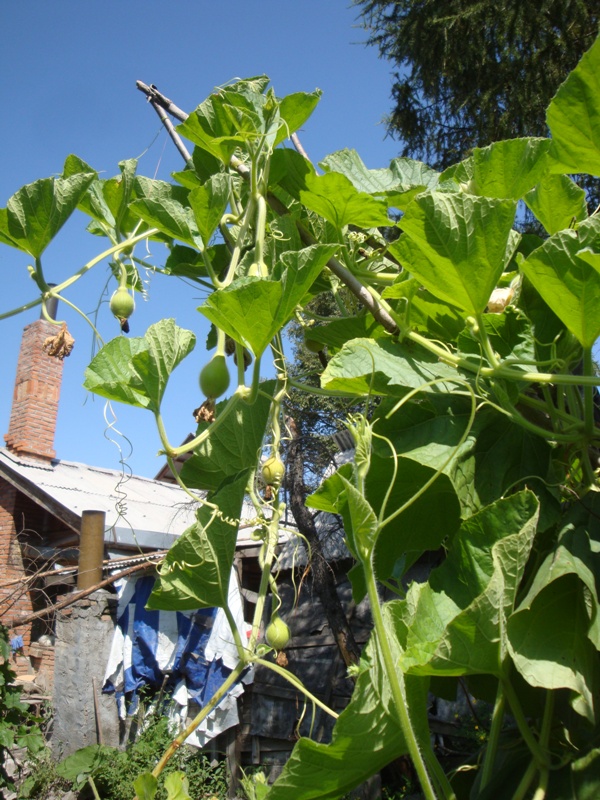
[{"left": 103, "top": 569, "right": 251, "bottom": 747}]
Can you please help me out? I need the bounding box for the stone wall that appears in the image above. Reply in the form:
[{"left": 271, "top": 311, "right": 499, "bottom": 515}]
[{"left": 51, "top": 589, "right": 120, "bottom": 756}]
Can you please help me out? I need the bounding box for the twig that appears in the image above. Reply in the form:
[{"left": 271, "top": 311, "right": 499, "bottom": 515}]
[
  {"left": 136, "top": 81, "right": 188, "bottom": 122},
  {"left": 0, "top": 550, "right": 167, "bottom": 590},
  {"left": 291, "top": 132, "right": 311, "bottom": 161},
  {"left": 4, "top": 560, "right": 158, "bottom": 630},
  {"left": 136, "top": 82, "right": 193, "bottom": 166},
  {"left": 136, "top": 81, "right": 400, "bottom": 334}
]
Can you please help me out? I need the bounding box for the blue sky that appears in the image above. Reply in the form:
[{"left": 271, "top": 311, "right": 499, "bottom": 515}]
[{"left": 0, "top": 1, "right": 401, "bottom": 477}]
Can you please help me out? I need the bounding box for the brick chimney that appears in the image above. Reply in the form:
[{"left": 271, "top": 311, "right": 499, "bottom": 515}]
[{"left": 4, "top": 300, "right": 65, "bottom": 461}]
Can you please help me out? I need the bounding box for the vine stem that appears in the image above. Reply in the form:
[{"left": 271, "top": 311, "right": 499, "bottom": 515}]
[
  {"left": 479, "top": 682, "right": 505, "bottom": 790},
  {"left": 501, "top": 677, "right": 549, "bottom": 768},
  {"left": 252, "top": 658, "right": 339, "bottom": 720},
  {"left": 143, "top": 663, "right": 245, "bottom": 788},
  {"left": 583, "top": 346, "right": 596, "bottom": 444},
  {"left": 0, "top": 229, "right": 158, "bottom": 322},
  {"left": 363, "top": 560, "right": 452, "bottom": 800}
]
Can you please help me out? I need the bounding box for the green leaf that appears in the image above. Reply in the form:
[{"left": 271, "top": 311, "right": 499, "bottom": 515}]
[
  {"left": 524, "top": 174, "right": 588, "bottom": 235},
  {"left": 269, "top": 148, "right": 314, "bottom": 201},
  {"left": 308, "top": 455, "right": 461, "bottom": 590},
  {"left": 469, "top": 138, "right": 551, "bottom": 200},
  {"left": 373, "top": 399, "right": 553, "bottom": 519},
  {"left": 16, "top": 729, "right": 44, "bottom": 753},
  {"left": 84, "top": 336, "right": 151, "bottom": 409},
  {"left": 336, "top": 472, "right": 379, "bottom": 560},
  {"left": 164, "top": 772, "right": 192, "bottom": 800},
  {"left": 301, "top": 315, "right": 385, "bottom": 351},
  {"left": 547, "top": 35, "right": 600, "bottom": 177},
  {"left": 520, "top": 217, "right": 600, "bottom": 347},
  {"left": 275, "top": 90, "right": 322, "bottom": 146},
  {"left": 266, "top": 617, "right": 429, "bottom": 800},
  {"left": 134, "top": 772, "right": 158, "bottom": 800},
  {"left": 300, "top": 171, "right": 391, "bottom": 229},
  {"left": 200, "top": 245, "right": 336, "bottom": 356},
  {"left": 392, "top": 192, "right": 517, "bottom": 315},
  {"left": 506, "top": 504, "right": 600, "bottom": 721},
  {"left": 56, "top": 745, "right": 113, "bottom": 781},
  {"left": 148, "top": 471, "right": 248, "bottom": 611},
  {"left": 394, "top": 492, "right": 539, "bottom": 677},
  {"left": 178, "top": 95, "right": 245, "bottom": 164},
  {"left": 131, "top": 319, "right": 196, "bottom": 411},
  {"left": 0, "top": 721, "right": 15, "bottom": 747},
  {"left": 456, "top": 307, "right": 537, "bottom": 371},
  {"left": 180, "top": 381, "right": 275, "bottom": 491},
  {"left": 508, "top": 574, "right": 598, "bottom": 722},
  {"left": 546, "top": 749, "right": 600, "bottom": 800},
  {"left": 2, "top": 172, "right": 95, "bottom": 257},
  {"left": 320, "top": 337, "right": 465, "bottom": 397},
  {"left": 84, "top": 320, "right": 195, "bottom": 412},
  {"left": 163, "top": 244, "right": 210, "bottom": 284},
  {"left": 319, "top": 149, "right": 440, "bottom": 209},
  {"left": 130, "top": 177, "right": 201, "bottom": 247},
  {"left": 189, "top": 173, "right": 230, "bottom": 245}
]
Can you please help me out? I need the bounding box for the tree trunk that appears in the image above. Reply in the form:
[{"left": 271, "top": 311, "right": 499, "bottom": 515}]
[{"left": 286, "top": 417, "right": 361, "bottom": 667}]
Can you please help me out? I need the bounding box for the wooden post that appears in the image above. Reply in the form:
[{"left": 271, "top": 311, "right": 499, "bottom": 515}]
[{"left": 78, "top": 510, "right": 105, "bottom": 590}]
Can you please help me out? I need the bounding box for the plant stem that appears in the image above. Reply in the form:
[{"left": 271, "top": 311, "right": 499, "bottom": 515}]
[
  {"left": 363, "top": 560, "right": 450, "bottom": 800},
  {"left": 479, "top": 682, "right": 505, "bottom": 790},
  {"left": 583, "top": 347, "right": 596, "bottom": 442},
  {"left": 252, "top": 658, "right": 339, "bottom": 719},
  {"left": 148, "top": 664, "right": 245, "bottom": 783},
  {"left": 501, "top": 677, "right": 549, "bottom": 769},
  {"left": 512, "top": 759, "right": 538, "bottom": 800}
]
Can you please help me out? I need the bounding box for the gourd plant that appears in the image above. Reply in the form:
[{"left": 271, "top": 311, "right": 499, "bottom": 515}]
[{"left": 2, "top": 36, "right": 600, "bottom": 800}]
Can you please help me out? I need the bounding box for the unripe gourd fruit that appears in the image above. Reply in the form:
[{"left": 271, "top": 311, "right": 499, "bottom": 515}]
[
  {"left": 262, "top": 455, "right": 285, "bottom": 486},
  {"left": 266, "top": 615, "right": 291, "bottom": 650},
  {"left": 199, "top": 354, "right": 230, "bottom": 399},
  {"left": 110, "top": 286, "right": 135, "bottom": 320},
  {"left": 303, "top": 331, "right": 322, "bottom": 353}
]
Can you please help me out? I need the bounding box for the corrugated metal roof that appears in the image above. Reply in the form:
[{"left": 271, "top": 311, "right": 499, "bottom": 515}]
[{"left": 0, "top": 448, "right": 268, "bottom": 551}]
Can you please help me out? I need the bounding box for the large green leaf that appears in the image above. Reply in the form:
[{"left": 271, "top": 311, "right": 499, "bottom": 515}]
[
  {"left": 372, "top": 399, "right": 553, "bottom": 519},
  {"left": 300, "top": 171, "right": 391, "bottom": 229},
  {"left": 275, "top": 90, "right": 322, "bottom": 146},
  {"left": 507, "top": 505, "right": 600, "bottom": 721},
  {"left": 392, "top": 192, "right": 517, "bottom": 315},
  {"left": 301, "top": 314, "right": 385, "bottom": 351},
  {"left": 266, "top": 612, "right": 429, "bottom": 800},
  {"left": 520, "top": 217, "right": 600, "bottom": 347},
  {"left": 392, "top": 492, "right": 539, "bottom": 677},
  {"left": 508, "top": 575, "right": 598, "bottom": 723},
  {"left": 469, "top": 138, "right": 551, "bottom": 200},
  {"left": 188, "top": 173, "right": 230, "bottom": 245},
  {"left": 1, "top": 171, "right": 95, "bottom": 257},
  {"left": 547, "top": 35, "right": 600, "bottom": 177},
  {"left": 269, "top": 148, "right": 314, "bottom": 201},
  {"left": 130, "top": 177, "right": 201, "bottom": 248},
  {"left": 164, "top": 772, "right": 193, "bottom": 800},
  {"left": 546, "top": 749, "right": 600, "bottom": 800},
  {"left": 319, "top": 149, "right": 440, "bottom": 209},
  {"left": 84, "top": 320, "right": 195, "bottom": 413},
  {"left": 320, "top": 337, "right": 466, "bottom": 397},
  {"left": 178, "top": 93, "right": 247, "bottom": 164},
  {"left": 200, "top": 245, "right": 336, "bottom": 356},
  {"left": 148, "top": 471, "right": 248, "bottom": 611},
  {"left": 308, "top": 454, "right": 461, "bottom": 591},
  {"left": 180, "top": 381, "right": 275, "bottom": 491},
  {"left": 524, "top": 174, "right": 588, "bottom": 235}
]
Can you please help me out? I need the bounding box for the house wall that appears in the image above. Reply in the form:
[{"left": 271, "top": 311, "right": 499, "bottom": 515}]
[{"left": 0, "top": 480, "right": 35, "bottom": 665}]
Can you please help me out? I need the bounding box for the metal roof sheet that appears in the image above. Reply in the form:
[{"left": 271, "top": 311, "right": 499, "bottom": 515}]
[{"left": 0, "top": 448, "right": 266, "bottom": 551}]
